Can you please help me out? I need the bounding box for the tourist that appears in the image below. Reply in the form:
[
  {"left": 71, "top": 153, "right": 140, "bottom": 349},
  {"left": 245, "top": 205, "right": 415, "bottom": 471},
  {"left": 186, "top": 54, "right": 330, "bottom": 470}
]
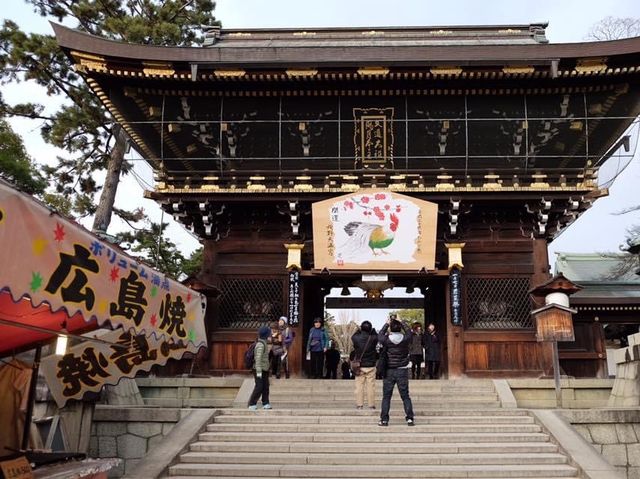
[
  {"left": 324, "top": 340, "right": 341, "bottom": 379},
  {"left": 425, "top": 322, "right": 441, "bottom": 380},
  {"left": 351, "top": 320, "right": 378, "bottom": 409},
  {"left": 409, "top": 322, "right": 425, "bottom": 380},
  {"left": 269, "top": 321, "right": 284, "bottom": 379},
  {"left": 278, "top": 316, "right": 295, "bottom": 379},
  {"left": 306, "top": 318, "right": 329, "bottom": 379},
  {"left": 377, "top": 314, "right": 415, "bottom": 426},
  {"left": 341, "top": 359, "right": 353, "bottom": 379},
  {"left": 248, "top": 325, "right": 272, "bottom": 410}
]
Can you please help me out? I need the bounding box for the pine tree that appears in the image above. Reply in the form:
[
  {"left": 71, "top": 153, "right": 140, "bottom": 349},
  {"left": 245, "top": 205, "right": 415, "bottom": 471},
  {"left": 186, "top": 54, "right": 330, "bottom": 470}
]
[
  {"left": 115, "top": 220, "right": 186, "bottom": 280},
  {"left": 0, "top": 1, "right": 218, "bottom": 232},
  {"left": 0, "top": 116, "right": 46, "bottom": 194}
]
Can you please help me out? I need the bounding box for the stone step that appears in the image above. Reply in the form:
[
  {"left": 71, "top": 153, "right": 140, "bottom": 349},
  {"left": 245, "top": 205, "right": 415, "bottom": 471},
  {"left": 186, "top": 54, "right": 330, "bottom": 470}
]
[
  {"left": 168, "top": 477, "right": 581, "bottom": 479},
  {"left": 198, "top": 431, "right": 551, "bottom": 443},
  {"left": 221, "top": 408, "right": 530, "bottom": 416},
  {"left": 205, "top": 423, "right": 542, "bottom": 433},
  {"left": 267, "top": 393, "right": 499, "bottom": 401},
  {"left": 179, "top": 451, "right": 567, "bottom": 465},
  {"left": 213, "top": 415, "right": 535, "bottom": 424},
  {"left": 270, "top": 379, "right": 495, "bottom": 385},
  {"left": 268, "top": 400, "right": 501, "bottom": 409},
  {"left": 189, "top": 441, "right": 559, "bottom": 454},
  {"left": 268, "top": 385, "right": 499, "bottom": 391},
  {"left": 168, "top": 463, "right": 578, "bottom": 477}
]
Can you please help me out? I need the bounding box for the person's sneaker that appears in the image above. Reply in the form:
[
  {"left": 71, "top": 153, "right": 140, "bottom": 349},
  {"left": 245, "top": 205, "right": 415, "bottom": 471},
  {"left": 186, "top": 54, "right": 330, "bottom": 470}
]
[
  {"left": 248, "top": 405, "right": 258, "bottom": 411},
  {"left": 356, "top": 405, "right": 363, "bottom": 410},
  {"left": 262, "top": 404, "right": 272, "bottom": 410},
  {"left": 407, "top": 418, "right": 415, "bottom": 426},
  {"left": 378, "top": 420, "right": 388, "bottom": 427}
]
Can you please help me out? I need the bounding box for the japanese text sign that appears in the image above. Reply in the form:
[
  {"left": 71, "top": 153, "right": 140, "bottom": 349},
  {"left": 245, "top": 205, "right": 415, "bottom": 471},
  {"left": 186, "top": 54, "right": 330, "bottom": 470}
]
[
  {"left": 41, "top": 328, "right": 201, "bottom": 406},
  {"left": 0, "top": 180, "right": 207, "bottom": 347}
]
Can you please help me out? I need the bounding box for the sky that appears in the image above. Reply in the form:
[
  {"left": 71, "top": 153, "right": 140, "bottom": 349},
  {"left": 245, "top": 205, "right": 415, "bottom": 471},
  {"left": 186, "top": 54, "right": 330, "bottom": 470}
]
[{"left": 2, "top": 0, "right": 640, "bottom": 278}]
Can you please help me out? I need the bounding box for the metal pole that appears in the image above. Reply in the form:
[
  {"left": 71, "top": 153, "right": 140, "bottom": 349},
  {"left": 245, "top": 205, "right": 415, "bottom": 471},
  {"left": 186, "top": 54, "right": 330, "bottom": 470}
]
[
  {"left": 21, "top": 345, "right": 42, "bottom": 450},
  {"left": 551, "top": 340, "right": 562, "bottom": 408}
]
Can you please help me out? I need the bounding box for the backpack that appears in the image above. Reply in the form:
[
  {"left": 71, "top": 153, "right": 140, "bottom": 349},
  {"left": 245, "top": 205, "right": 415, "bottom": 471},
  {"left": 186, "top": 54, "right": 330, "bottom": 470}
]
[{"left": 244, "top": 341, "right": 258, "bottom": 370}]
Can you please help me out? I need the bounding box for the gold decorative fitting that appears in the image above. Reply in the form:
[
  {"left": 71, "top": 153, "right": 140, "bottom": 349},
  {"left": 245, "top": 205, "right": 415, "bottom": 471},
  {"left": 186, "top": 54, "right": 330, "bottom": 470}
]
[
  {"left": 570, "top": 120, "right": 584, "bottom": 131},
  {"left": 284, "top": 243, "right": 305, "bottom": 270},
  {"left": 445, "top": 243, "right": 466, "bottom": 271},
  {"left": 214, "top": 69, "right": 246, "bottom": 77},
  {"left": 502, "top": 66, "right": 535, "bottom": 75},
  {"left": 530, "top": 173, "right": 550, "bottom": 189},
  {"left": 286, "top": 69, "right": 318, "bottom": 77},
  {"left": 428, "top": 30, "right": 453, "bottom": 36},
  {"left": 483, "top": 173, "right": 502, "bottom": 190},
  {"left": 142, "top": 62, "right": 175, "bottom": 77},
  {"left": 167, "top": 123, "right": 181, "bottom": 133},
  {"left": 430, "top": 66, "right": 463, "bottom": 76},
  {"left": 70, "top": 51, "right": 107, "bottom": 72},
  {"left": 574, "top": 58, "right": 607, "bottom": 74},
  {"left": 357, "top": 67, "right": 390, "bottom": 76}
]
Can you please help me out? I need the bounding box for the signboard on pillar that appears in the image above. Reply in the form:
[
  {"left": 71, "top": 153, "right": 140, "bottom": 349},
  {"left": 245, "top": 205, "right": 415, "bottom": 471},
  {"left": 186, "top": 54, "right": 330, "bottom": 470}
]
[
  {"left": 312, "top": 190, "right": 437, "bottom": 271},
  {"left": 287, "top": 269, "right": 300, "bottom": 326},
  {"left": 450, "top": 268, "right": 463, "bottom": 326}
]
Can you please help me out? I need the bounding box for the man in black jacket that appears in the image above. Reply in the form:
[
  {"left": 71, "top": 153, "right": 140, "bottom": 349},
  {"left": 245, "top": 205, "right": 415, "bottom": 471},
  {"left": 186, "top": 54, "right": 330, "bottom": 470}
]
[
  {"left": 351, "top": 320, "right": 378, "bottom": 408},
  {"left": 377, "top": 314, "right": 415, "bottom": 426}
]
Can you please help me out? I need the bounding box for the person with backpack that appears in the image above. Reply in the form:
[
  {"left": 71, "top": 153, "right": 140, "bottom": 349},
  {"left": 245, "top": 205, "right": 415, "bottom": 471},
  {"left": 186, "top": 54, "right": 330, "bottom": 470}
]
[
  {"left": 377, "top": 314, "right": 415, "bottom": 427},
  {"left": 306, "top": 318, "right": 329, "bottom": 379},
  {"left": 248, "top": 325, "right": 272, "bottom": 410}
]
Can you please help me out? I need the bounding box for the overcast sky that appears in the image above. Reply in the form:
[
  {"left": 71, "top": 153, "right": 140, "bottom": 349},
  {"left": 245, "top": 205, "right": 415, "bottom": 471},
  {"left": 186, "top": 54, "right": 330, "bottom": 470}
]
[{"left": 2, "top": 0, "right": 639, "bottom": 279}]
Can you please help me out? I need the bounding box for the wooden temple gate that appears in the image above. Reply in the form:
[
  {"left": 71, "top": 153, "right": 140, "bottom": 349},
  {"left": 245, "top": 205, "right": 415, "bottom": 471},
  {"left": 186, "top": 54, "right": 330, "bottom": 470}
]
[{"left": 54, "top": 22, "right": 640, "bottom": 377}]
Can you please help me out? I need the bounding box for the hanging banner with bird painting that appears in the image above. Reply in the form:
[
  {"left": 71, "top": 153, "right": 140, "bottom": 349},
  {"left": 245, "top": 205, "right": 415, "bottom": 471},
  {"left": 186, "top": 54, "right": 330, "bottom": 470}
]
[{"left": 312, "top": 190, "right": 437, "bottom": 271}]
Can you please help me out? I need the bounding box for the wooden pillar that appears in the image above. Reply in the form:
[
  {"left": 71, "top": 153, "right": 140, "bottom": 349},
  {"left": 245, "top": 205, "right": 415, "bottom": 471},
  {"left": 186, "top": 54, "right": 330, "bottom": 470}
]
[
  {"left": 532, "top": 238, "right": 554, "bottom": 377},
  {"left": 445, "top": 243, "right": 465, "bottom": 378}
]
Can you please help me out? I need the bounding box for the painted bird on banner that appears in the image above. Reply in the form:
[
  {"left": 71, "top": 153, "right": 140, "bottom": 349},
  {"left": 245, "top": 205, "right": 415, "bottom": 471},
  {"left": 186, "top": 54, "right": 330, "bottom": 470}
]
[{"left": 342, "top": 213, "right": 399, "bottom": 258}]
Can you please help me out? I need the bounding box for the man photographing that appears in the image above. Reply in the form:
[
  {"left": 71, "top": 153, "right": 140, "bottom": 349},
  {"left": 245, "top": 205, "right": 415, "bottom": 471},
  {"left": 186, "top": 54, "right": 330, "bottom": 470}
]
[{"left": 377, "top": 313, "right": 415, "bottom": 426}]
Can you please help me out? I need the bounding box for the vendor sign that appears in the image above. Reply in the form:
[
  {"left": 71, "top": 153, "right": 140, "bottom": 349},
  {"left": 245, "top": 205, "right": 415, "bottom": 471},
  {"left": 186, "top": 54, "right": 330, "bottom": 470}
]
[
  {"left": 40, "top": 328, "right": 200, "bottom": 406},
  {"left": 0, "top": 180, "right": 207, "bottom": 348}
]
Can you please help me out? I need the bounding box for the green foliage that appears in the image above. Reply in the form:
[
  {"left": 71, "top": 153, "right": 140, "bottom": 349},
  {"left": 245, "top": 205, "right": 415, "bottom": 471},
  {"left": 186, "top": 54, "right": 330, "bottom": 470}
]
[
  {"left": 390, "top": 308, "right": 425, "bottom": 326},
  {"left": 181, "top": 247, "right": 203, "bottom": 277},
  {"left": 0, "top": 1, "right": 218, "bottom": 226},
  {"left": 323, "top": 310, "right": 336, "bottom": 327},
  {"left": 114, "top": 220, "right": 186, "bottom": 280},
  {"left": 0, "top": 118, "right": 46, "bottom": 194}
]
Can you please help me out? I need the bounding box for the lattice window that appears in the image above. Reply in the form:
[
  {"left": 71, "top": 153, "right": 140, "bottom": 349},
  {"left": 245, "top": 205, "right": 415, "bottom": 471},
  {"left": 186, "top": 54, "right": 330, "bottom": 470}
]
[
  {"left": 466, "top": 277, "right": 533, "bottom": 329},
  {"left": 219, "top": 278, "right": 284, "bottom": 329}
]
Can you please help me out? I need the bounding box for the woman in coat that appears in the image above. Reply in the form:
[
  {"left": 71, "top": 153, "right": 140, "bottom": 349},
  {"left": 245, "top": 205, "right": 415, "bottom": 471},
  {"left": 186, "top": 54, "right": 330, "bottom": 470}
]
[
  {"left": 424, "top": 322, "right": 441, "bottom": 380},
  {"left": 306, "top": 318, "right": 329, "bottom": 379}
]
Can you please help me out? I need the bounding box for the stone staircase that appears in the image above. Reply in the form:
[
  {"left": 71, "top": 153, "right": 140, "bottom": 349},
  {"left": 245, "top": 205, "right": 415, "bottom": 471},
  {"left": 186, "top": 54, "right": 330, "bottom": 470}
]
[{"left": 165, "top": 379, "right": 581, "bottom": 478}]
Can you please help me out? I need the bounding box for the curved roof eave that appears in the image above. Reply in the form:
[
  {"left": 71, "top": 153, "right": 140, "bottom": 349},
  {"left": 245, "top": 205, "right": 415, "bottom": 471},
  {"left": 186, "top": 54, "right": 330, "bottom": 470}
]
[{"left": 52, "top": 22, "right": 640, "bottom": 67}]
